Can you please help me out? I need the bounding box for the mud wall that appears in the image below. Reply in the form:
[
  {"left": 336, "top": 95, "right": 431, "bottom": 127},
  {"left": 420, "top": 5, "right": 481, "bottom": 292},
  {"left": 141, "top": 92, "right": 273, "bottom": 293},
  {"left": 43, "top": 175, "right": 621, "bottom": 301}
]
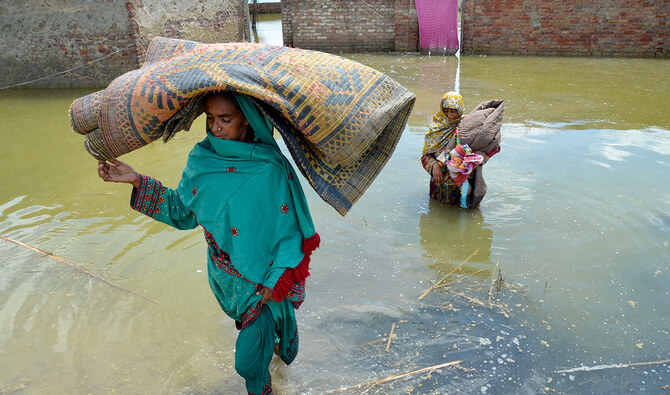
[
  {"left": 0, "top": 0, "right": 248, "bottom": 89},
  {"left": 130, "top": 0, "right": 250, "bottom": 62},
  {"left": 462, "top": 0, "right": 668, "bottom": 58},
  {"left": 282, "top": 0, "right": 418, "bottom": 52}
]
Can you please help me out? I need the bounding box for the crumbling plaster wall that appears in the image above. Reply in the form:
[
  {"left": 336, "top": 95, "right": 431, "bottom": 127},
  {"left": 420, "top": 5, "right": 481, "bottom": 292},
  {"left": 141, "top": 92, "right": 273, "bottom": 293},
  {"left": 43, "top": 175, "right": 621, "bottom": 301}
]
[
  {"left": 0, "top": 0, "right": 136, "bottom": 88},
  {"left": 0, "top": 0, "right": 249, "bottom": 89},
  {"left": 130, "top": 0, "right": 250, "bottom": 62}
]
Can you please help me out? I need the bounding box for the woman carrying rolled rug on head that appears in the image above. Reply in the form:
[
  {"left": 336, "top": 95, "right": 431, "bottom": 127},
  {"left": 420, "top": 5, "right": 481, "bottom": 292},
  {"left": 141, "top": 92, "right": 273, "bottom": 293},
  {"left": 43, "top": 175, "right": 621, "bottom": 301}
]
[
  {"left": 421, "top": 91, "right": 497, "bottom": 206},
  {"left": 97, "top": 91, "right": 320, "bottom": 395}
]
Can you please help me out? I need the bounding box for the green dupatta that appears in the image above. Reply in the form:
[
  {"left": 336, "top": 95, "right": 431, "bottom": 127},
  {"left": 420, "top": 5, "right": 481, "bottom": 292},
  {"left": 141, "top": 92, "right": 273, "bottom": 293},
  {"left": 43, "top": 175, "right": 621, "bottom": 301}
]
[{"left": 176, "top": 95, "right": 319, "bottom": 300}]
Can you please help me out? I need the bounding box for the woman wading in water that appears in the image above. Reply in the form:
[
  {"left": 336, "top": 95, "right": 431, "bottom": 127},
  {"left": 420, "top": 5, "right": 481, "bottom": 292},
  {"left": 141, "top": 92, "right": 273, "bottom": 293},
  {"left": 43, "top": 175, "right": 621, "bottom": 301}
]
[
  {"left": 97, "top": 92, "right": 320, "bottom": 394},
  {"left": 421, "top": 91, "right": 500, "bottom": 206}
]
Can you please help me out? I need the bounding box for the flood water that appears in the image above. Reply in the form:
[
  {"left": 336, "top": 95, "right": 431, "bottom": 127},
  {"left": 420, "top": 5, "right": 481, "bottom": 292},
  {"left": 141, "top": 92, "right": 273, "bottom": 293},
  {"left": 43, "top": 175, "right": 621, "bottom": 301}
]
[{"left": 1, "top": 16, "right": 669, "bottom": 395}]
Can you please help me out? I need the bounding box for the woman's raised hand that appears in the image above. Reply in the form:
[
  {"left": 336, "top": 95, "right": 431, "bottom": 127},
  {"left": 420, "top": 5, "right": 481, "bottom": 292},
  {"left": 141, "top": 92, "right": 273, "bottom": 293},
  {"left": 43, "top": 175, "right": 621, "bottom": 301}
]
[{"left": 98, "top": 159, "right": 141, "bottom": 188}]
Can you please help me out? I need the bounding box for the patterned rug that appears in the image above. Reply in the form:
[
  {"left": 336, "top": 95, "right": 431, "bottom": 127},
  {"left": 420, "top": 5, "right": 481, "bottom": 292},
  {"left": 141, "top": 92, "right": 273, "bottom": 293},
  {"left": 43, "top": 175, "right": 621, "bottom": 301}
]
[{"left": 69, "top": 37, "right": 415, "bottom": 215}]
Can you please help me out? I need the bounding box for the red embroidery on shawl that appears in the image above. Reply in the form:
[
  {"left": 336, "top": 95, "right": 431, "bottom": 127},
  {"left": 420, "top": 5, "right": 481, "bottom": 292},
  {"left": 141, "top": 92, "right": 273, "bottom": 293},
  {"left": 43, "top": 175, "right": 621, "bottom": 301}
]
[
  {"left": 227, "top": 167, "right": 236, "bottom": 172},
  {"left": 192, "top": 187, "right": 197, "bottom": 196},
  {"left": 131, "top": 175, "right": 164, "bottom": 217},
  {"left": 205, "top": 231, "right": 244, "bottom": 278},
  {"left": 284, "top": 328, "right": 299, "bottom": 363},
  {"left": 281, "top": 204, "right": 289, "bottom": 213},
  {"left": 232, "top": 227, "right": 239, "bottom": 236},
  {"left": 238, "top": 301, "right": 263, "bottom": 330},
  {"left": 248, "top": 375, "right": 272, "bottom": 395}
]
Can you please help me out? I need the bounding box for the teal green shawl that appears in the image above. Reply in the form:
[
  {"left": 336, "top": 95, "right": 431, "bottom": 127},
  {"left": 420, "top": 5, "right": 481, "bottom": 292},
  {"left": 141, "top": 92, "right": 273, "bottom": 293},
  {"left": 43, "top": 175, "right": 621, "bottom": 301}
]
[{"left": 176, "top": 95, "right": 319, "bottom": 297}]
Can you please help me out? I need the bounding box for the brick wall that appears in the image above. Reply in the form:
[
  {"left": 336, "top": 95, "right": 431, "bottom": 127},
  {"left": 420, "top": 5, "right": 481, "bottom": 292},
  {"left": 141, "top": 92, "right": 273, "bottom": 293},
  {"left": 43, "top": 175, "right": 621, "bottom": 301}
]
[
  {"left": 462, "top": 0, "right": 668, "bottom": 58},
  {"left": 282, "top": 0, "right": 418, "bottom": 52},
  {"left": 249, "top": 2, "right": 282, "bottom": 14},
  {"left": 0, "top": 0, "right": 248, "bottom": 89}
]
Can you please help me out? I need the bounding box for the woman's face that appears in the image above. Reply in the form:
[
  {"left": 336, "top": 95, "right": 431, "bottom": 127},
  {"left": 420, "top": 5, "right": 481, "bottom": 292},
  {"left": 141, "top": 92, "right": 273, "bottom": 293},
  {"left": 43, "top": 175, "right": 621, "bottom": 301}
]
[
  {"left": 205, "top": 95, "right": 250, "bottom": 141},
  {"left": 444, "top": 107, "right": 460, "bottom": 120}
]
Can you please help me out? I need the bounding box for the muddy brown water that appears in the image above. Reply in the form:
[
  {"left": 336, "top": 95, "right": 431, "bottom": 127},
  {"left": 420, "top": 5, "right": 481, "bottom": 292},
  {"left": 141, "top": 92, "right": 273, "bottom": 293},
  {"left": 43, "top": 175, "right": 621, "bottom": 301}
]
[{"left": 1, "top": 16, "right": 669, "bottom": 394}]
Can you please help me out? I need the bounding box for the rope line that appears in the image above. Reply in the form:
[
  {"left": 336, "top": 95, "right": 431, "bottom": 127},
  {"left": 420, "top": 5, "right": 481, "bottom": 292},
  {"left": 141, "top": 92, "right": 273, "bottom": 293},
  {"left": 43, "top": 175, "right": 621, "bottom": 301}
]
[
  {"left": 0, "top": 0, "right": 250, "bottom": 90},
  {"left": 0, "top": 44, "right": 135, "bottom": 90},
  {"left": 354, "top": 0, "right": 385, "bottom": 18}
]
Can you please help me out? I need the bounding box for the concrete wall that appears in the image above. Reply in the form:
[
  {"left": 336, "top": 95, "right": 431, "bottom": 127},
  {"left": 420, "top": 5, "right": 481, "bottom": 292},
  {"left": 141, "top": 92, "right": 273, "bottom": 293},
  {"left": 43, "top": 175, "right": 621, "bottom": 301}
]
[
  {"left": 462, "top": 0, "right": 668, "bottom": 58},
  {"left": 0, "top": 0, "right": 137, "bottom": 88},
  {"left": 282, "top": 0, "right": 418, "bottom": 52},
  {"left": 131, "top": 0, "right": 250, "bottom": 62},
  {"left": 0, "top": 0, "right": 248, "bottom": 89}
]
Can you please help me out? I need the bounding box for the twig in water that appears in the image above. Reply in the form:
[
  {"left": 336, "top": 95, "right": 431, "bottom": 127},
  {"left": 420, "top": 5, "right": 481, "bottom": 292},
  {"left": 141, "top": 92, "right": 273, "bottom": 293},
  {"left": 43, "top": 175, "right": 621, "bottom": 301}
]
[
  {"left": 385, "top": 322, "right": 396, "bottom": 351},
  {"left": 418, "top": 249, "right": 479, "bottom": 300},
  {"left": 488, "top": 262, "right": 499, "bottom": 303},
  {"left": 440, "top": 267, "right": 488, "bottom": 289},
  {"left": 494, "top": 267, "right": 504, "bottom": 292},
  {"left": 360, "top": 338, "right": 387, "bottom": 347},
  {"left": 1, "top": 235, "right": 158, "bottom": 305},
  {"left": 556, "top": 359, "right": 670, "bottom": 374},
  {"left": 327, "top": 360, "right": 462, "bottom": 392},
  {"left": 453, "top": 290, "right": 508, "bottom": 315},
  {"left": 521, "top": 264, "right": 546, "bottom": 291}
]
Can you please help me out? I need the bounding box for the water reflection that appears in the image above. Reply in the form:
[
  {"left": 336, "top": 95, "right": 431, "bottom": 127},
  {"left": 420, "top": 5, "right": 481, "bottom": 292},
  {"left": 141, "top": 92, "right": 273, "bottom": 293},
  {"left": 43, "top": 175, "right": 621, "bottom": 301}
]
[
  {"left": 251, "top": 13, "right": 283, "bottom": 47},
  {"left": 420, "top": 200, "right": 493, "bottom": 281},
  {"left": 418, "top": 58, "right": 458, "bottom": 94}
]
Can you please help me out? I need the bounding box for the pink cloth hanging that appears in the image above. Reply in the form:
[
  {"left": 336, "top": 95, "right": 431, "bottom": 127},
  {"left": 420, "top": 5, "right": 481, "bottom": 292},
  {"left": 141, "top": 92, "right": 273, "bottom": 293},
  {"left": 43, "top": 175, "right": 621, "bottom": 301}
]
[{"left": 415, "top": 0, "right": 460, "bottom": 55}]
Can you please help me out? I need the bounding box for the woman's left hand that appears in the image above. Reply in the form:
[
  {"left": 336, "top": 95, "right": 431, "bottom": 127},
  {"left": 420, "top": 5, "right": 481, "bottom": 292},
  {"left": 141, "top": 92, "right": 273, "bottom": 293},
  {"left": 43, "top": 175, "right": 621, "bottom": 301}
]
[
  {"left": 432, "top": 161, "right": 444, "bottom": 184},
  {"left": 257, "top": 286, "right": 273, "bottom": 304}
]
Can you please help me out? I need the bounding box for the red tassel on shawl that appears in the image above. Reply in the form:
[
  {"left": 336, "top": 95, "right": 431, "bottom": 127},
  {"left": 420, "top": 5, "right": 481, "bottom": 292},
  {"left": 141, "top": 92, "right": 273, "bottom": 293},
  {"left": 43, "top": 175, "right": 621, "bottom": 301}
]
[
  {"left": 272, "top": 233, "right": 321, "bottom": 302},
  {"left": 302, "top": 233, "right": 321, "bottom": 255}
]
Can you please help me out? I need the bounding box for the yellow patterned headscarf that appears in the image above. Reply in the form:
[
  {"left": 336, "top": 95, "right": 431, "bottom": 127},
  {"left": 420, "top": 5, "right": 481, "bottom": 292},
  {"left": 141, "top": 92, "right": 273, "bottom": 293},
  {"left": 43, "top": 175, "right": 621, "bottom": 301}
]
[{"left": 422, "top": 92, "right": 465, "bottom": 155}]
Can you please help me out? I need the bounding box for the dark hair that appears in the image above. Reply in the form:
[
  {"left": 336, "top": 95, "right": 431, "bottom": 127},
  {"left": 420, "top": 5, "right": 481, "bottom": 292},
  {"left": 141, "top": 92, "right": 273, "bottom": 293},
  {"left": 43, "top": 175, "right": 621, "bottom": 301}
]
[{"left": 204, "top": 90, "right": 241, "bottom": 110}]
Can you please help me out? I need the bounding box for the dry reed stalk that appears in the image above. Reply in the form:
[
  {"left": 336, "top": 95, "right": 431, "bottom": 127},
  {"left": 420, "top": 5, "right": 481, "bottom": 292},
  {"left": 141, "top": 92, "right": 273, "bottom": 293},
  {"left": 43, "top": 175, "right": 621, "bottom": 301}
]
[
  {"left": 360, "top": 338, "right": 387, "bottom": 347},
  {"left": 418, "top": 249, "right": 479, "bottom": 300},
  {"left": 328, "top": 360, "right": 462, "bottom": 392},
  {"left": 488, "top": 262, "right": 499, "bottom": 302},
  {"left": 385, "top": 322, "right": 396, "bottom": 351},
  {"left": 1, "top": 235, "right": 158, "bottom": 305},
  {"left": 437, "top": 268, "right": 488, "bottom": 290},
  {"left": 556, "top": 359, "right": 670, "bottom": 374},
  {"left": 452, "top": 291, "right": 510, "bottom": 317}
]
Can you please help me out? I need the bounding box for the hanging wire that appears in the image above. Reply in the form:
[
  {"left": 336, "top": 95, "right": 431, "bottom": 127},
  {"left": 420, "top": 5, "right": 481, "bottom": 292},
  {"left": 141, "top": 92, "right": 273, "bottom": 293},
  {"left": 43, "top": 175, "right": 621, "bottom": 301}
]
[
  {"left": 0, "top": 44, "right": 136, "bottom": 90},
  {"left": 0, "top": 0, "right": 250, "bottom": 91},
  {"left": 353, "top": 0, "right": 385, "bottom": 18}
]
